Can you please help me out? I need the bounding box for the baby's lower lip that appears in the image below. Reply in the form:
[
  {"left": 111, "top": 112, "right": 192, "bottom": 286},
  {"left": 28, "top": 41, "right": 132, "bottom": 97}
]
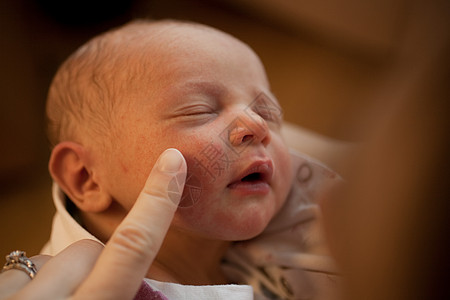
[{"left": 227, "top": 180, "right": 270, "bottom": 196}]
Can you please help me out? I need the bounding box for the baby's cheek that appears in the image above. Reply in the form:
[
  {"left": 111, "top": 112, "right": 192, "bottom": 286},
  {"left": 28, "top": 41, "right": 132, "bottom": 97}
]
[
  {"left": 177, "top": 143, "right": 231, "bottom": 208},
  {"left": 176, "top": 170, "right": 204, "bottom": 208},
  {"left": 173, "top": 199, "right": 226, "bottom": 237}
]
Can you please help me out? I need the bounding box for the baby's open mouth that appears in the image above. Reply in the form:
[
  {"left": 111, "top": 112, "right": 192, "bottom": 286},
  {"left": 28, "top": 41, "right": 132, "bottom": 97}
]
[
  {"left": 227, "top": 161, "right": 273, "bottom": 191},
  {"left": 240, "top": 172, "right": 265, "bottom": 182}
]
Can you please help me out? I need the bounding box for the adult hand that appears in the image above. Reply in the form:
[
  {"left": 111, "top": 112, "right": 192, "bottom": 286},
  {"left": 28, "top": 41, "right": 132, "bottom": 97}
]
[{"left": 0, "top": 148, "right": 187, "bottom": 300}]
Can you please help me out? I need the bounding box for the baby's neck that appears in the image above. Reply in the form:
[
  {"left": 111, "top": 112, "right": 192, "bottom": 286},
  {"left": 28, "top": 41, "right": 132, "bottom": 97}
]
[{"left": 148, "top": 227, "right": 230, "bottom": 285}]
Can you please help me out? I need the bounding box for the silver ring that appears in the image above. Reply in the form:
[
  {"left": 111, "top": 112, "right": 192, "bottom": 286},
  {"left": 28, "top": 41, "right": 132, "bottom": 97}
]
[{"left": 1, "top": 250, "right": 37, "bottom": 279}]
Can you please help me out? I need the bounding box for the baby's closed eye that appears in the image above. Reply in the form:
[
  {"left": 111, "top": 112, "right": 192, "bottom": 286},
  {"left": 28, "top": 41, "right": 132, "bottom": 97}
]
[
  {"left": 178, "top": 104, "right": 217, "bottom": 116},
  {"left": 169, "top": 103, "right": 218, "bottom": 125}
]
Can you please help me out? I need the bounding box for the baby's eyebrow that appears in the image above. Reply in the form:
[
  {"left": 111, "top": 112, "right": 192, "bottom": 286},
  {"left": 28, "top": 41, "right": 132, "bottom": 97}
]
[{"left": 178, "top": 80, "right": 226, "bottom": 97}]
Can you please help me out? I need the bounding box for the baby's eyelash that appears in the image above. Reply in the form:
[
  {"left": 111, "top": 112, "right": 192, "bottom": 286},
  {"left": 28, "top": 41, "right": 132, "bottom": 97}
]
[
  {"left": 183, "top": 109, "right": 215, "bottom": 116},
  {"left": 169, "top": 104, "right": 218, "bottom": 126},
  {"left": 173, "top": 104, "right": 217, "bottom": 116}
]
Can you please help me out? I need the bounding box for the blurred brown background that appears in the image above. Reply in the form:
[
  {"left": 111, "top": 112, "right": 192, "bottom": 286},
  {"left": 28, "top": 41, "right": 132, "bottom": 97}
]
[{"left": 1, "top": 0, "right": 448, "bottom": 256}]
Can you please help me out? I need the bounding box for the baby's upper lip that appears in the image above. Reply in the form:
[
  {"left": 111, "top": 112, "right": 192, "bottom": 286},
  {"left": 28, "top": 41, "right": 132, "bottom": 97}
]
[{"left": 228, "top": 159, "right": 274, "bottom": 185}]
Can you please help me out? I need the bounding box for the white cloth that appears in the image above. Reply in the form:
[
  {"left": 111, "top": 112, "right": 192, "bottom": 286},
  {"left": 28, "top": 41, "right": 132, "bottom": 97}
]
[
  {"left": 41, "top": 150, "right": 342, "bottom": 300},
  {"left": 145, "top": 279, "right": 253, "bottom": 300}
]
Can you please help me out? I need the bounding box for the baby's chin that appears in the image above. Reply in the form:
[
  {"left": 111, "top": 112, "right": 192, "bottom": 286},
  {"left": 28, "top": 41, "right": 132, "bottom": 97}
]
[
  {"left": 174, "top": 201, "right": 277, "bottom": 242},
  {"left": 220, "top": 221, "right": 270, "bottom": 242}
]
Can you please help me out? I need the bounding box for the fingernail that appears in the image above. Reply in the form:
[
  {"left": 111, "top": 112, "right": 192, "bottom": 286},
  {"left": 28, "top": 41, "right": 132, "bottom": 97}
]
[{"left": 158, "top": 148, "right": 184, "bottom": 173}]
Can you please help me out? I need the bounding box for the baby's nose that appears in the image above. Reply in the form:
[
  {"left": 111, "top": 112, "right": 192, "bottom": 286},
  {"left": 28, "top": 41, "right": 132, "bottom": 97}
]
[{"left": 227, "top": 112, "right": 270, "bottom": 147}]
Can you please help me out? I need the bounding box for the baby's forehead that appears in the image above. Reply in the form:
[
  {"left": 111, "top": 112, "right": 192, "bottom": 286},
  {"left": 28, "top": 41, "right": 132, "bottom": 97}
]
[
  {"left": 91, "top": 22, "right": 246, "bottom": 78},
  {"left": 103, "top": 22, "right": 260, "bottom": 85}
]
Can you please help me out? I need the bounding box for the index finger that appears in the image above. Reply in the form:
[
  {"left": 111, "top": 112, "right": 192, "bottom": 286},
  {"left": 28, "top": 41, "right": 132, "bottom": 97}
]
[{"left": 75, "top": 148, "right": 186, "bottom": 299}]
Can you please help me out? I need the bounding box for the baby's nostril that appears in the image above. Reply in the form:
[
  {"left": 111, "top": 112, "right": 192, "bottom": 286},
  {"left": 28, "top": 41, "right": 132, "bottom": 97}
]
[{"left": 242, "top": 135, "right": 253, "bottom": 143}]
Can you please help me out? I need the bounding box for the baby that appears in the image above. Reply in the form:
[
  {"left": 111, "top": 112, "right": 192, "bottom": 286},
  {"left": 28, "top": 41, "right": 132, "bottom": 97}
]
[{"left": 42, "top": 19, "right": 341, "bottom": 299}]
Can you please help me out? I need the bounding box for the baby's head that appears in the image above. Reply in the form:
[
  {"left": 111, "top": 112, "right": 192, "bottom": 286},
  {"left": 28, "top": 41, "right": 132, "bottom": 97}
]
[{"left": 47, "top": 19, "right": 293, "bottom": 243}]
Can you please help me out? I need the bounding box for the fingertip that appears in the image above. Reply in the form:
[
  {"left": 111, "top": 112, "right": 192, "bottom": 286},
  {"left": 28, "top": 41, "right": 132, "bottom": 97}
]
[
  {"left": 157, "top": 148, "right": 186, "bottom": 173},
  {"left": 166, "top": 148, "right": 184, "bottom": 158}
]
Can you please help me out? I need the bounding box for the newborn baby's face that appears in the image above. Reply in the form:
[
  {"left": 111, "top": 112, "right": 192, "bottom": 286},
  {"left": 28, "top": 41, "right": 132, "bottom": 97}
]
[{"left": 101, "top": 26, "right": 292, "bottom": 241}]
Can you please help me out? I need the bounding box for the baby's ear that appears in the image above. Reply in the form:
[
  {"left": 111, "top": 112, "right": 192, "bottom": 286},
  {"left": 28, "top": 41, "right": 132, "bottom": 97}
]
[{"left": 48, "top": 141, "right": 112, "bottom": 213}]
